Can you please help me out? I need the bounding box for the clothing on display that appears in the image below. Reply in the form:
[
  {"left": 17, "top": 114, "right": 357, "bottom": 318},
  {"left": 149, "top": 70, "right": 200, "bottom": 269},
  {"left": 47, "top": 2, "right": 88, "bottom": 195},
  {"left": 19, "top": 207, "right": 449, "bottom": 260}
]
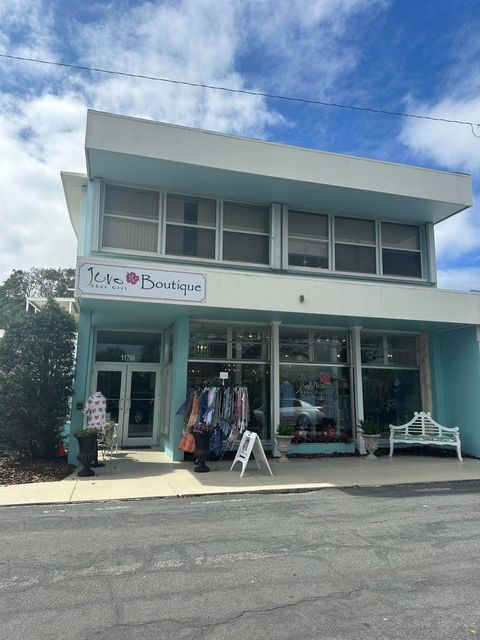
[
  {"left": 180, "top": 385, "right": 250, "bottom": 450},
  {"left": 82, "top": 391, "right": 107, "bottom": 430}
]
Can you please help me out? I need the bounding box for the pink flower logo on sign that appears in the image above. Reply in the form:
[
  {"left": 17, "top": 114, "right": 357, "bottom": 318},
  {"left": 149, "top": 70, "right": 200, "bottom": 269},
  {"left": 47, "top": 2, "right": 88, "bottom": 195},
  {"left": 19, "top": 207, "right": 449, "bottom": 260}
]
[{"left": 126, "top": 272, "right": 140, "bottom": 285}]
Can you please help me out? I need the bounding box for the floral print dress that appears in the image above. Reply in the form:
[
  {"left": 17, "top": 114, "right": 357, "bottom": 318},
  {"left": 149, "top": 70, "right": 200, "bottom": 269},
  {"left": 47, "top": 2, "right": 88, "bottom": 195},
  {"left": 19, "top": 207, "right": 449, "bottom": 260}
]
[{"left": 82, "top": 391, "right": 107, "bottom": 430}]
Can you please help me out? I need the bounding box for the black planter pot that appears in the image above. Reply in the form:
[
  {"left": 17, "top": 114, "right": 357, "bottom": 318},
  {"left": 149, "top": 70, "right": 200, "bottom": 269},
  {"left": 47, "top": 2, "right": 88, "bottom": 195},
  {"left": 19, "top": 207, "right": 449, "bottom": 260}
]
[
  {"left": 75, "top": 435, "right": 97, "bottom": 477},
  {"left": 193, "top": 431, "right": 212, "bottom": 473}
]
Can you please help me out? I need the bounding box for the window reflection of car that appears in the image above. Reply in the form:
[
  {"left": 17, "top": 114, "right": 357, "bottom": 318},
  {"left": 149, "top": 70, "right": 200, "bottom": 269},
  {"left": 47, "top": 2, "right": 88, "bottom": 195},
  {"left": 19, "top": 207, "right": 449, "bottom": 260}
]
[{"left": 254, "top": 400, "right": 325, "bottom": 430}]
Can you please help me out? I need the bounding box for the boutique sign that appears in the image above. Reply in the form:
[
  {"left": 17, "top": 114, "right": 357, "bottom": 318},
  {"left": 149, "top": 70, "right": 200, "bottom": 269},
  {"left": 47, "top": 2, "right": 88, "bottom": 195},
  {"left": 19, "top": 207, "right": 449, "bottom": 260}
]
[{"left": 76, "top": 261, "right": 206, "bottom": 302}]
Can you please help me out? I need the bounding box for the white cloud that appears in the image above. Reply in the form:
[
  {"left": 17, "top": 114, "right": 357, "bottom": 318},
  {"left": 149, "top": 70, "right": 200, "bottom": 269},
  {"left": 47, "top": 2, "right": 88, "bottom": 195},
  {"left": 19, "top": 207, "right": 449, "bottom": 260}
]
[
  {"left": 237, "top": 0, "right": 387, "bottom": 95},
  {"left": 434, "top": 203, "right": 480, "bottom": 264},
  {"left": 437, "top": 267, "right": 480, "bottom": 292},
  {"left": 398, "top": 39, "right": 480, "bottom": 283},
  {"left": 0, "top": 0, "right": 387, "bottom": 282}
]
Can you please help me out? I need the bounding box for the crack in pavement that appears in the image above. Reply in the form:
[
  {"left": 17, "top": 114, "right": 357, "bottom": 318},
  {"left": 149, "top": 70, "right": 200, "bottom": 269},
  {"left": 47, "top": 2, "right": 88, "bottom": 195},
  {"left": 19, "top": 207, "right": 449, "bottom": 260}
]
[{"left": 190, "top": 588, "right": 363, "bottom": 639}]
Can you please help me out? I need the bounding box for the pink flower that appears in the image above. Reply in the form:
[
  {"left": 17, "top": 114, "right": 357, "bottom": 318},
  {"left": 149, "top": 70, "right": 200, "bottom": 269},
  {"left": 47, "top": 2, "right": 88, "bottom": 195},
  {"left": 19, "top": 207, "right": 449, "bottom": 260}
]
[{"left": 126, "top": 272, "right": 140, "bottom": 285}]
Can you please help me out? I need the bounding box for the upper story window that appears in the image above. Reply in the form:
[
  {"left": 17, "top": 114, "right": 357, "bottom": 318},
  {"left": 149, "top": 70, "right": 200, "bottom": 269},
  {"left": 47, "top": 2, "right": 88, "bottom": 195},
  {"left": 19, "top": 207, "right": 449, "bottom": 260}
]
[
  {"left": 99, "top": 183, "right": 425, "bottom": 281},
  {"left": 102, "top": 185, "right": 160, "bottom": 253},
  {"left": 288, "top": 211, "right": 328, "bottom": 269},
  {"left": 381, "top": 222, "right": 422, "bottom": 278},
  {"left": 223, "top": 202, "right": 270, "bottom": 264},
  {"left": 334, "top": 217, "right": 377, "bottom": 274},
  {"left": 165, "top": 195, "right": 216, "bottom": 259},
  {"left": 100, "top": 184, "right": 272, "bottom": 267}
]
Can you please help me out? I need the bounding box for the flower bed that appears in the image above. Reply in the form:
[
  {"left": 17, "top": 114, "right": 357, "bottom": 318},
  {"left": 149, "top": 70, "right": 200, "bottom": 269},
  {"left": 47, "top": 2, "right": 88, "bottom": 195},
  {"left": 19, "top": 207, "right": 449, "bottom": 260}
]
[{"left": 291, "top": 433, "right": 351, "bottom": 444}]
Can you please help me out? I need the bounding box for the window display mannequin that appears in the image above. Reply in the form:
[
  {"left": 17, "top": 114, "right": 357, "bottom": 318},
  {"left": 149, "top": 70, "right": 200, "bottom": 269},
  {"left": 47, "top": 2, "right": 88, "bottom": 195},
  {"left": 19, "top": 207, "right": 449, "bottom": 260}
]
[{"left": 82, "top": 391, "right": 107, "bottom": 431}]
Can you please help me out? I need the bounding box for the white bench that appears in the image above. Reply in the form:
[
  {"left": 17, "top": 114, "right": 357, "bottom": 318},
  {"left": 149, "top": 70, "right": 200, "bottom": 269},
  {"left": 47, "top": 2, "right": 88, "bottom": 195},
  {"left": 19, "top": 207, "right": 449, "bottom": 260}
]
[{"left": 389, "top": 411, "right": 462, "bottom": 461}]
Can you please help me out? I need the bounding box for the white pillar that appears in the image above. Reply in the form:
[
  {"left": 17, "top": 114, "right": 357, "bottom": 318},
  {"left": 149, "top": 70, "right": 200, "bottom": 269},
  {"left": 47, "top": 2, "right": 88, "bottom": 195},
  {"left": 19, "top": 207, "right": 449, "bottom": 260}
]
[
  {"left": 271, "top": 320, "right": 281, "bottom": 457},
  {"left": 351, "top": 325, "right": 366, "bottom": 454}
]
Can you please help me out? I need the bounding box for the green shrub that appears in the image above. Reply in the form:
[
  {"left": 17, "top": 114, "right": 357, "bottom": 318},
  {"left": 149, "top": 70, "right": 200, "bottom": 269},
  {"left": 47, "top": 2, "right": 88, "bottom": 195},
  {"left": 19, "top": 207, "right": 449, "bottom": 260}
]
[{"left": 0, "top": 298, "right": 76, "bottom": 459}]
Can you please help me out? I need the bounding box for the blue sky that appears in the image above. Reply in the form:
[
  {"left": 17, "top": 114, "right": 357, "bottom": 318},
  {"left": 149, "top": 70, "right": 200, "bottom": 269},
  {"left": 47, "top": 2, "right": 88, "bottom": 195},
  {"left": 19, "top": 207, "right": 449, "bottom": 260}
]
[{"left": 0, "top": 0, "right": 479, "bottom": 289}]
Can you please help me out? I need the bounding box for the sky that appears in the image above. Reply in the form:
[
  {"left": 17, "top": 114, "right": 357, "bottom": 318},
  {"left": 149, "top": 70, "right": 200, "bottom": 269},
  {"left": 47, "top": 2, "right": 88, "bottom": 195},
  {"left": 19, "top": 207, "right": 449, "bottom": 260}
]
[{"left": 0, "top": 0, "right": 479, "bottom": 290}]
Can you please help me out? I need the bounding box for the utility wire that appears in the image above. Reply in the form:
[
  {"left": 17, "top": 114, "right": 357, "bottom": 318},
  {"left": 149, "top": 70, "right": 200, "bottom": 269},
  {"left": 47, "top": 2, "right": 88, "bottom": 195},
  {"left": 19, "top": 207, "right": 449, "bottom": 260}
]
[{"left": 1, "top": 52, "right": 480, "bottom": 131}]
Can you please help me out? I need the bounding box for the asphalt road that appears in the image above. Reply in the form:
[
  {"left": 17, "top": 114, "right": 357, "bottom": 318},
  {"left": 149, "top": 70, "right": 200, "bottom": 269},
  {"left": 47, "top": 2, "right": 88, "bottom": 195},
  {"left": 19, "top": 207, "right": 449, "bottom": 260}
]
[{"left": 1, "top": 482, "right": 480, "bottom": 640}]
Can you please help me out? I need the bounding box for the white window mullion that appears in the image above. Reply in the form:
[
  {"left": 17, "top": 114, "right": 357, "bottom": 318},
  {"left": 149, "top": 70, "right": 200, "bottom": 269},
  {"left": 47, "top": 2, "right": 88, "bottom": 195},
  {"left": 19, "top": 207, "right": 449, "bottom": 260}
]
[
  {"left": 329, "top": 213, "right": 334, "bottom": 271},
  {"left": 282, "top": 205, "right": 289, "bottom": 269},
  {"left": 158, "top": 192, "right": 165, "bottom": 255},
  {"left": 217, "top": 199, "right": 223, "bottom": 260},
  {"left": 376, "top": 219, "right": 382, "bottom": 275}
]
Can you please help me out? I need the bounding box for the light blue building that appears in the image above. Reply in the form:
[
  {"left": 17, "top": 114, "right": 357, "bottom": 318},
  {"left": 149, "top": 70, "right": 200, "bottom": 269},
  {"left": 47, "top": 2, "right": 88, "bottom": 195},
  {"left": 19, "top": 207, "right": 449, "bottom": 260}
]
[{"left": 62, "top": 110, "right": 480, "bottom": 463}]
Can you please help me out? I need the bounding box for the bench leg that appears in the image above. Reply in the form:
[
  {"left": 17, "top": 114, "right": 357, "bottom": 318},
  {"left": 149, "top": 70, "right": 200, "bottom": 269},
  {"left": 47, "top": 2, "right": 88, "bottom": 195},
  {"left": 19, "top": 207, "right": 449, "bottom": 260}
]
[
  {"left": 389, "top": 439, "right": 394, "bottom": 457},
  {"left": 457, "top": 444, "right": 463, "bottom": 462}
]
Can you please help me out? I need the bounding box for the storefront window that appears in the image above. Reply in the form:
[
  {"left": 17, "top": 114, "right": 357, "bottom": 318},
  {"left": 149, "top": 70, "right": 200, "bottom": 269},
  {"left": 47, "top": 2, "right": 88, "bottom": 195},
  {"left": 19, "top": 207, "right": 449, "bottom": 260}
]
[
  {"left": 361, "top": 332, "right": 421, "bottom": 429},
  {"left": 279, "top": 365, "right": 352, "bottom": 439},
  {"left": 189, "top": 324, "right": 228, "bottom": 359},
  {"left": 362, "top": 369, "right": 421, "bottom": 429},
  {"left": 95, "top": 331, "right": 162, "bottom": 363},
  {"left": 278, "top": 326, "right": 352, "bottom": 440},
  {"left": 187, "top": 362, "right": 271, "bottom": 440},
  {"left": 189, "top": 323, "right": 269, "bottom": 361},
  {"left": 280, "top": 327, "right": 349, "bottom": 365},
  {"left": 279, "top": 327, "right": 310, "bottom": 362}
]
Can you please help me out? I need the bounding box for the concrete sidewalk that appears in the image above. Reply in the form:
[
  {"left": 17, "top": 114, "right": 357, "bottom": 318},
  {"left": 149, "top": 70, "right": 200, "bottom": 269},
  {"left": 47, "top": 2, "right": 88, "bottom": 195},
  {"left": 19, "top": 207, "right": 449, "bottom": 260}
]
[{"left": 1, "top": 449, "right": 480, "bottom": 506}]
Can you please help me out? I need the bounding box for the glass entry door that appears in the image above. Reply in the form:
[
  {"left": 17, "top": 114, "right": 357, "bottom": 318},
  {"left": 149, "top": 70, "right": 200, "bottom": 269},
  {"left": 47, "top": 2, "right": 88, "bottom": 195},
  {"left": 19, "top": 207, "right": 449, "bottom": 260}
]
[{"left": 92, "top": 364, "right": 161, "bottom": 447}]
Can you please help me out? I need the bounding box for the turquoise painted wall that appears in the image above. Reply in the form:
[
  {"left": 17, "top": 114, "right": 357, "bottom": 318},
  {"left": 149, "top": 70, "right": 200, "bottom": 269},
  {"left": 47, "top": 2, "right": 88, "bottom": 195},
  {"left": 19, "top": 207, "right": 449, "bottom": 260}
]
[
  {"left": 165, "top": 315, "right": 189, "bottom": 461},
  {"left": 68, "top": 310, "right": 94, "bottom": 464},
  {"left": 431, "top": 327, "right": 480, "bottom": 457}
]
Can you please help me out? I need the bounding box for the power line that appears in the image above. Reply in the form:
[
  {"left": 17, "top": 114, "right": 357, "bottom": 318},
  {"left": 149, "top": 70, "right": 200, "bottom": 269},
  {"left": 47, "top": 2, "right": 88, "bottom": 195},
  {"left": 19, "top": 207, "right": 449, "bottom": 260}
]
[{"left": 1, "top": 52, "right": 479, "bottom": 131}]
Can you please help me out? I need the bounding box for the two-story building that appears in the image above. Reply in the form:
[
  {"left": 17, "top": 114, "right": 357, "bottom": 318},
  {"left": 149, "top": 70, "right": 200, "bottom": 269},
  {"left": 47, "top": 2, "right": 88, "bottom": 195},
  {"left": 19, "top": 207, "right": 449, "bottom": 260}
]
[{"left": 62, "top": 110, "right": 480, "bottom": 464}]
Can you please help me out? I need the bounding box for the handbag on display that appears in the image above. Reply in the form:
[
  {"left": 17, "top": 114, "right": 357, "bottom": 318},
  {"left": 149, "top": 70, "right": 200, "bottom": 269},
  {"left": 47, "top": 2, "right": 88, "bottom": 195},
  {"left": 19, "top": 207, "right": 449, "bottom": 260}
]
[{"left": 178, "top": 432, "right": 196, "bottom": 453}]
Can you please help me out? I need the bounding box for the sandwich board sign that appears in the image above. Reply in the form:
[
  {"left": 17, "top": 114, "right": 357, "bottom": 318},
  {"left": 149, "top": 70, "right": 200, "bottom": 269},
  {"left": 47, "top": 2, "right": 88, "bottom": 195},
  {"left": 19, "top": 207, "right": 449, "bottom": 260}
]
[{"left": 230, "top": 430, "right": 273, "bottom": 478}]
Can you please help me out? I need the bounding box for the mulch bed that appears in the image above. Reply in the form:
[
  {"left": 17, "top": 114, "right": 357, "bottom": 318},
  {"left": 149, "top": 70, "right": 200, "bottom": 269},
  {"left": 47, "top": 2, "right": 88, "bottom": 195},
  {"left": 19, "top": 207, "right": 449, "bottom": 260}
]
[{"left": 0, "top": 452, "right": 76, "bottom": 486}]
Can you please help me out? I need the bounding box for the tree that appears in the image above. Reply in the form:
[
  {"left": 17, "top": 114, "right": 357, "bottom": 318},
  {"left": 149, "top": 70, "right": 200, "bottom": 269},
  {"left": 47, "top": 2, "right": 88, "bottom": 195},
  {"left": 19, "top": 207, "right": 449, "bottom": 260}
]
[
  {"left": 0, "top": 298, "right": 76, "bottom": 458},
  {"left": 0, "top": 267, "right": 75, "bottom": 327}
]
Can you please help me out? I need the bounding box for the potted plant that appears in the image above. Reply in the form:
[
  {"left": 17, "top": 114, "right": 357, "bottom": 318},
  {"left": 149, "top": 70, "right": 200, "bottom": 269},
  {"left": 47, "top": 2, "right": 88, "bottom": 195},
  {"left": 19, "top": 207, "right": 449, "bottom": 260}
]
[
  {"left": 275, "top": 423, "right": 295, "bottom": 463},
  {"left": 358, "top": 419, "right": 381, "bottom": 460},
  {"left": 74, "top": 428, "right": 101, "bottom": 476}
]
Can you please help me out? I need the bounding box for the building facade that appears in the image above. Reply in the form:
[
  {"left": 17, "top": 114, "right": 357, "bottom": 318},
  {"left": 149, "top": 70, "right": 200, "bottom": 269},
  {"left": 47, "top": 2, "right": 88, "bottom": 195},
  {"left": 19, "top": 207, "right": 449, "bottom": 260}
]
[{"left": 63, "top": 110, "right": 480, "bottom": 463}]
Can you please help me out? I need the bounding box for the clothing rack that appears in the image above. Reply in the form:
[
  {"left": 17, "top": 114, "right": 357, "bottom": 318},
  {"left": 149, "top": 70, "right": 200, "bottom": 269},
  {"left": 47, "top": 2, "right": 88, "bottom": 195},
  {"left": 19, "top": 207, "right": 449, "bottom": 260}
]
[{"left": 178, "top": 385, "right": 250, "bottom": 451}]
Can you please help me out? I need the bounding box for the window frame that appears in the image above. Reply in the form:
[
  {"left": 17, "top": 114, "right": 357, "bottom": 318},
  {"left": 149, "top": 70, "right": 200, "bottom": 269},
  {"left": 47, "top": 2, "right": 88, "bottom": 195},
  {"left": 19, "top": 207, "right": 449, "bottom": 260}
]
[
  {"left": 287, "top": 209, "right": 330, "bottom": 271},
  {"left": 98, "top": 181, "right": 273, "bottom": 268},
  {"left": 164, "top": 193, "right": 218, "bottom": 261},
  {"left": 189, "top": 320, "right": 271, "bottom": 363},
  {"left": 100, "top": 183, "right": 163, "bottom": 257},
  {"left": 220, "top": 200, "right": 272, "bottom": 266},
  {"left": 284, "top": 207, "right": 427, "bottom": 282},
  {"left": 360, "top": 330, "right": 420, "bottom": 369},
  {"left": 279, "top": 325, "right": 351, "bottom": 366},
  {"left": 379, "top": 220, "right": 423, "bottom": 279}
]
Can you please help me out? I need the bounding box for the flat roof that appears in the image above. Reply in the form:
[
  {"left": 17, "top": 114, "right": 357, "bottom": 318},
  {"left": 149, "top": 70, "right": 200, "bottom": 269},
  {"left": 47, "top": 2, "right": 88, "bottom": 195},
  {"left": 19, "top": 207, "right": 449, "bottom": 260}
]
[{"left": 83, "top": 110, "right": 472, "bottom": 225}]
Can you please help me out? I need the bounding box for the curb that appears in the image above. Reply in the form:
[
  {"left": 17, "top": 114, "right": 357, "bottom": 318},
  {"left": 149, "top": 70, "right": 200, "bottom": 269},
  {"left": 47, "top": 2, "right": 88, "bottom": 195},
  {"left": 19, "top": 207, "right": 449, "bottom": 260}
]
[{"left": 1, "top": 477, "right": 480, "bottom": 508}]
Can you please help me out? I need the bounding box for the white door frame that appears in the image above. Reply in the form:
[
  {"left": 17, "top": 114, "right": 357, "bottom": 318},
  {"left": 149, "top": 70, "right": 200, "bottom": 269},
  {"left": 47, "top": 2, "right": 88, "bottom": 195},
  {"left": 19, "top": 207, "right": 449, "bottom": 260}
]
[
  {"left": 123, "top": 363, "right": 161, "bottom": 447},
  {"left": 91, "top": 363, "right": 162, "bottom": 447}
]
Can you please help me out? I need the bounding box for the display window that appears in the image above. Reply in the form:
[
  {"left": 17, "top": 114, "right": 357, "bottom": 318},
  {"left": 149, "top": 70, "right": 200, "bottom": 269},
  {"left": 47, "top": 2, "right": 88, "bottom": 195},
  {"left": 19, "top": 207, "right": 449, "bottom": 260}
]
[
  {"left": 188, "top": 322, "right": 271, "bottom": 439},
  {"left": 361, "top": 332, "right": 421, "bottom": 429},
  {"left": 187, "top": 362, "right": 271, "bottom": 440},
  {"left": 278, "top": 327, "right": 353, "bottom": 441}
]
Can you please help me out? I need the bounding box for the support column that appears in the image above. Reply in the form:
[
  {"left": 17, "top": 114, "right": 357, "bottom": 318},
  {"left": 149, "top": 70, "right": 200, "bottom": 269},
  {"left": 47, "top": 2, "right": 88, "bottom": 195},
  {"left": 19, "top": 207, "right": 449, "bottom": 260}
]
[
  {"left": 419, "top": 332, "right": 433, "bottom": 412},
  {"left": 271, "top": 320, "right": 281, "bottom": 457},
  {"left": 351, "top": 325, "right": 366, "bottom": 454},
  {"left": 165, "top": 315, "right": 189, "bottom": 461},
  {"left": 68, "top": 310, "right": 93, "bottom": 464}
]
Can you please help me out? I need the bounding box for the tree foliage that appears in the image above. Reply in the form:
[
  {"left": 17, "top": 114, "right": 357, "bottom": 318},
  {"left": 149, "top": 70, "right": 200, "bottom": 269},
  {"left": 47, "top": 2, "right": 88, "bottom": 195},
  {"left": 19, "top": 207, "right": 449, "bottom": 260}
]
[
  {"left": 0, "top": 267, "right": 75, "bottom": 328},
  {"left": 0, "top": 298, "right": 76, "bottom": 459}
]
